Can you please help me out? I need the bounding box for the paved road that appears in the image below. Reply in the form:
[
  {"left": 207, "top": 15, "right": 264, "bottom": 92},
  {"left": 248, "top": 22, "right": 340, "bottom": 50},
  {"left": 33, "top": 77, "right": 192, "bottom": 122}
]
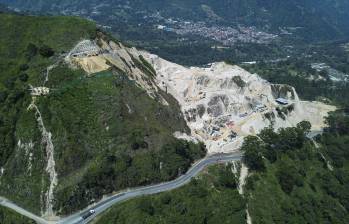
[
  {"left": 307, "top": 130, "right": 323, "bottom": 139},
  {"left": 60, "top": 130, "right": 321, "bottom": 224},
  {"left": 0, "top": 197, "right": 49, "bottom": 224},
  {"left": 0, "top": 130, "right": 322, "bottom": 223},
  {"left": 0, "top": 152, "right": 242, "bottom": 224},
  {"left": 58, "top": 152, "right": 243, "bottom": 224}
]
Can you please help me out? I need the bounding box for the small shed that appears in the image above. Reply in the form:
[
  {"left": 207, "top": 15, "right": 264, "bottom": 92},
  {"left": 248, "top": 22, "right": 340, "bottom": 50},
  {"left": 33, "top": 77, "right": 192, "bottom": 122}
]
[{"left": 276, "top": 98, "right": 288, "bottom": 105}]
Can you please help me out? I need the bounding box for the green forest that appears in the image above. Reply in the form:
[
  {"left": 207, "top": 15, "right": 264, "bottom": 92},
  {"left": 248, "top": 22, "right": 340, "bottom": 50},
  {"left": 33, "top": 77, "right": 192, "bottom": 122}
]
[
  {"left": 243, "top": 112, "right": 349, "bottom": 223},
  {"left": 0, "top": 3, "right": 349, "bottom": 223},
  {"left": 0, "top": 13, "right": 206, "bottom": 216},
  {"left": 96, "top": 163, "right": 246, "bottom": 224},
  {"left": 96, "top": 114, "right": 349, "bottom": 224}
]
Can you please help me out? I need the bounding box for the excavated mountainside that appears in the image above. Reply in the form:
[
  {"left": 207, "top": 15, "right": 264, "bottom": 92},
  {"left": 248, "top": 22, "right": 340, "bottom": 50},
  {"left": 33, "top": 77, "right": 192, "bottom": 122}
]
[{"left": 67, "top": 37, "right": 336, "bottom": 154}]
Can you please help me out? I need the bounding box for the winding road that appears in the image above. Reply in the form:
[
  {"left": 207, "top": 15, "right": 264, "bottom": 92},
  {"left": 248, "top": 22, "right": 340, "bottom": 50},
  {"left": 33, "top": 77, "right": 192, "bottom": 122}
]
[{"left": 0, "top": 152, "right": 243, "bottom": 224}]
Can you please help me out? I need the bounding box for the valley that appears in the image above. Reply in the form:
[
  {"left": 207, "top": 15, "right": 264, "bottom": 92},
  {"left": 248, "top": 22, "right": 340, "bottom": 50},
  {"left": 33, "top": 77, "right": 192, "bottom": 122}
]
[{"left": 2, "top": 0, "right": 349, "bottom": 67}]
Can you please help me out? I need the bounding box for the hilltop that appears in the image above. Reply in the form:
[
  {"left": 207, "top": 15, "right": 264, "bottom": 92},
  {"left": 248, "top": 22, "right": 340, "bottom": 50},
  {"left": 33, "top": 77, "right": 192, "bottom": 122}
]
[
  {"left": 0, "top": 11, "right": 339, "bottom": 223},
  {"left": 65, "top": 35, "right": 334, "bottom": 154},
  {"left": 0, "top": 13, "right": 205, "bottom": 220}
]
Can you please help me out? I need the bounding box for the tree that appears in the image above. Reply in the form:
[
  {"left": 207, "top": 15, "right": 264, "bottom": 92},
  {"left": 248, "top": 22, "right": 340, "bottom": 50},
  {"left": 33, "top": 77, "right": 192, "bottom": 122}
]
[
  {"left": 243, "top": 148, "right": 265, "bottom": 171},
  {"left": 39, "top": 45, "right": 54, "bottom": 57},
  {"left": 277, "top": 127, "right": 305, "bottom": 151},
  {"left": 325, "top": 113, "right": 349, "bottom": 135},
  {"left": 0, "top": 91, "right": 7, "bottom": 103},
  {"left": 25, "top": 43, "right": 38, "bottom": 59},
  {"left": 138, "top": 198, "right": 155, "bottom": 215},
  {"left": 19, "top": 64, "right": 29, "bottom": 71},
  {"left": 277, "top": 163, "right": 303, "bottom": 194},
  {"left": 19, "top": 73, "right": 29, "bottom": 82},
  {"left": 258, "top": 127, "right": 279, "bottom": 145},
  {"left": 297, "top": 121, "right": 312, "bottom": 134},
  {"left": 242, "top": 136, "right": 266, "bottom": 171},
  {"left": 217, "top": 164, "right": 238, "bottom": 188}
]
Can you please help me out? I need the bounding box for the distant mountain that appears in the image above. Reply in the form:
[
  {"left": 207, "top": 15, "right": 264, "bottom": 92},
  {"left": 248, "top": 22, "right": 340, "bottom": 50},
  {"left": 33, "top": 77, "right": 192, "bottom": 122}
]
[
  {"left": 1, "top": 0, "right": 349, "bottom": 42},
  {"left": 0, "top": 3, "right": 9, "bottom": 12}
]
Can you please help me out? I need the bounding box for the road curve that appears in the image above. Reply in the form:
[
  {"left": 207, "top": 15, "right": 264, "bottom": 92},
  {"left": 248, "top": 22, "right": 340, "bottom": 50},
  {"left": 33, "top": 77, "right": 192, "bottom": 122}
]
[
  {"left": 1, "top": 130, "right": 320, "bottom": 224},
  {"left": 0, "top": 152, "right": 242, "bottom": 224},
  {"left": 59, "top": 152, "right": 243, "bottom": 224},
  {"left": 60, "top": 130, "right": 320, "bottom": 223}
]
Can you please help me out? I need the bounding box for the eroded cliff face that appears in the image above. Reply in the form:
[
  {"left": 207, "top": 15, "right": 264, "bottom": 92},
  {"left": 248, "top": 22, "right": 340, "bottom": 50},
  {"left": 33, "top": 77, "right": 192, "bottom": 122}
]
[
  {"left": 65, "top": 35, "right": 168, "bottom": 105},
  {"left": 66, "top": 37, "right": 335, "bottom": 154},
  {"left": 141, "top": 54, "right": 335, "bottom": 153}
]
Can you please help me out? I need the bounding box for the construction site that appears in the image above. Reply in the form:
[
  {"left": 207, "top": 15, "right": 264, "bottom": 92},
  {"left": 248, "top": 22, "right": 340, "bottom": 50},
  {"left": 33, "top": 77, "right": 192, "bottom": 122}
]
[{"left": 66, "top": 38, "right": 336, "bottom": 154}]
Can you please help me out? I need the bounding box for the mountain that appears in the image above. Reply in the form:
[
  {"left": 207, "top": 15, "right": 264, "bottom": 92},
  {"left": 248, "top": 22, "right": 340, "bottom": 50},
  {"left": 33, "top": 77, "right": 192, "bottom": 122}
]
[
  {"left": 0, "top": 9, "right": 344, "bottom": 224},
  {"left": 0, "top": 13, "right": 206, "bottom": 219},
  {"left": 1, "top": 0, "right": 349, "bottom": 67},
  {"left": 95, "top": 117, "right": 349, "bottom": 224},
  {"left": 1, "top": 0, "right": 349, "bottom": 42},
  {"left": 0, "top": 3, "right": 9, "bottom": 12}
]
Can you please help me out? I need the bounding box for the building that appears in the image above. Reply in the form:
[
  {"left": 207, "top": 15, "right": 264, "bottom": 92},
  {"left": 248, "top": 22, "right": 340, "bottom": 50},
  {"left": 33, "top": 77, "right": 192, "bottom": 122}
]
[{"left": 276, "top": 98, "right": 288, "bottom": 105}]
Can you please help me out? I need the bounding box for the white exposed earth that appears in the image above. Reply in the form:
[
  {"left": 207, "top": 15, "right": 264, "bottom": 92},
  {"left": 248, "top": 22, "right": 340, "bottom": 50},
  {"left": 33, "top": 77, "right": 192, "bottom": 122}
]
[{"left": 66, "top": 39, "right": 336, "bottom": 154}]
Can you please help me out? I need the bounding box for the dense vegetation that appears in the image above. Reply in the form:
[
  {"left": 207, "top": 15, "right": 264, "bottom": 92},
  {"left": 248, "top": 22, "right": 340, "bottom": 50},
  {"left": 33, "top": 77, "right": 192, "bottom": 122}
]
[
  {"left": 0, "top": 13, "right": 206, "bottom": 216},
  {"left": 47, "top": 69, "right": 206, "bottom": 214},
  {"left": 95, "top": 164, "right": 246, "bottom": 224},
  {"left": 0, "top": 206, "right": 35, "bottom": 224},
  {"left": 96, "top": 113, "right": 349, "bottom": 224},
  {"left": 242, "top": 116, "right": 349, "bottom": 223},
  {"left": 0, "top": 13, "right": 96, "bottom": 213},
  {"left": 1, "top": 3, "right": 348, "bottom": 222}
]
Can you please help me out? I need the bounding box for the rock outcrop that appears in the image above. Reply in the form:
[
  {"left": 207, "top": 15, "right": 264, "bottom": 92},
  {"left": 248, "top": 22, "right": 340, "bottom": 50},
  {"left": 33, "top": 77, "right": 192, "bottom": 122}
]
[
  {"left": 67, "top": 38, "right": 336, "bottom": 154},
  {"left": 141, "top": 53, "right": 335, "bottom": 153}
]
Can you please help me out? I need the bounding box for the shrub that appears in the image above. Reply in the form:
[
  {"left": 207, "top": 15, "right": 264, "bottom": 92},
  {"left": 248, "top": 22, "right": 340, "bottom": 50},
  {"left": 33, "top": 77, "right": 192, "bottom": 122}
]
[
  {"left": 232, "top": 76, "right": 246, "bottom": 88},
  {"left": 19, "top": 73, "right": 29, "bottom": 82},
  {"left": 138, "top": 198, "right": 155, "bottom": 215},
  {"left": 19, "top": 64, "right": 29, "bottom": 71},
  {"left": 4, "top": 77, "right": 17, "bottom": 89},
  {"left": 0, "top": 91, "right": 7, "bottom": 103},
  {"left": 25, "top": 43, "right": 38, "bottom": 59},
  {"left": 39, "top": 45, "right": 55, "bottom": 58}
]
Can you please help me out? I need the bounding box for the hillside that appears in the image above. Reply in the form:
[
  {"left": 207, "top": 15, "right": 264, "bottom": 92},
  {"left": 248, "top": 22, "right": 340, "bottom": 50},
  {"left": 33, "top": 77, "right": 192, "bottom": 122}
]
[
  {"left": 1, "top": 0, "right": 349, "bottom": 67},
  {"left": 0, "top": 10, "right": 343, "bottom": 224},
  {"left": 95, "top": 163, "right": 246, "bottom": 224},
  {"left": 2, "top": 0, "right": 349, "bottom": 42},
  {"left": 63, "top": 33, "right": 334, "bottom": 155},
  {"left": 0, "top": 13, "right": 206, "bottom": 220},
  {"left": 95, "top": 117, "right": 349, "bottom": 224}
]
